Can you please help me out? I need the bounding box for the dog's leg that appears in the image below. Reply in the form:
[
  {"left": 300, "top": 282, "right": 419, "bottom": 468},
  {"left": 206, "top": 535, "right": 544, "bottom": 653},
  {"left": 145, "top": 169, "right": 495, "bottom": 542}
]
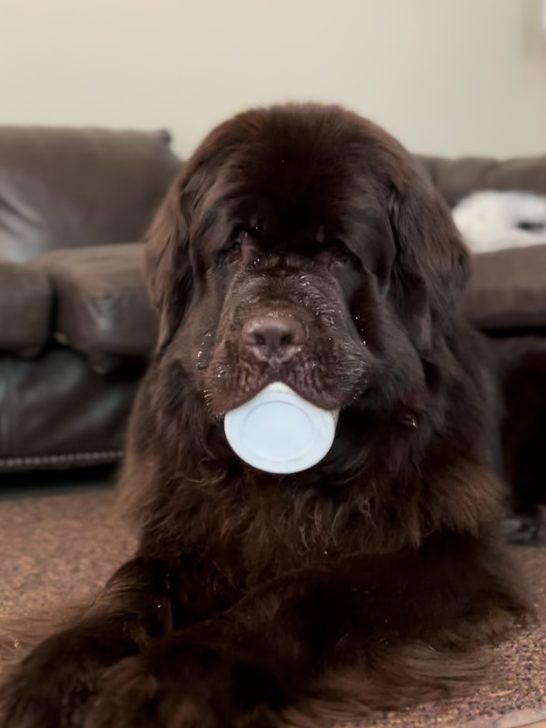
[
  {"left": 0, "top": 556, "right": 174, "bottom": 728},
  {"left": 87, "top": 533, "right": 528, "bottom": 728}
]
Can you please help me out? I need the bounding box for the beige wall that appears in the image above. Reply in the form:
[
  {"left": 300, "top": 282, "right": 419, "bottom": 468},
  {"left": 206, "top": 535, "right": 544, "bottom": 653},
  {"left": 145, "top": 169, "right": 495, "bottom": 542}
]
[{"left": 2, "top": 0, "right": 545, "bottom": 159}]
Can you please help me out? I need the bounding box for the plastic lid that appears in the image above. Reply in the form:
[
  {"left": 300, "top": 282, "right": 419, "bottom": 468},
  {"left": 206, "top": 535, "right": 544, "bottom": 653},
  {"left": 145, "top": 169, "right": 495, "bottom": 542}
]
[{"left": 224, "top": 382, "right": 339, "bottom": 474}]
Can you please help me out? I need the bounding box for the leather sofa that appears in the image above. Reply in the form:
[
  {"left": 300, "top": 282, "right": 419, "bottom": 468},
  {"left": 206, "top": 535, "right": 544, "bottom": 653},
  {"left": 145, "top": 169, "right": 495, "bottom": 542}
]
[
  {"left": 419, "top": 154, "right": 546, "bottom": 333},
  {"left": 1, "top": 127, "right": 545, "bottom": 513},
  {"left": 0, "top": 126, "right": 180, "bottom": 470},
  {"left": 418, "top": 155, "right": 546, "bottom": 515}
]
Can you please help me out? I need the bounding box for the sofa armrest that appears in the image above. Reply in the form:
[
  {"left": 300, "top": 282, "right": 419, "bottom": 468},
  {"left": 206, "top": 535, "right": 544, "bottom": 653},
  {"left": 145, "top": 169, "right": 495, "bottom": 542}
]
[
  {"left": 464, "top": 244, "right": 546, "bottom": 330},
  {"left": 35, "top": 243, "right": 158, "bottom": 371},
  {"left": 0, "top": 259, "right": 52, "bottom": 355}
]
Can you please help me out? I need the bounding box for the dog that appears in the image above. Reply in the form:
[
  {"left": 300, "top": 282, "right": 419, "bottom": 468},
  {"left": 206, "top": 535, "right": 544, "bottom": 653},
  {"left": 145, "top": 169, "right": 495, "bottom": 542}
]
[{"left": 0, "top": 104, "right": 530, "bottom": 727}]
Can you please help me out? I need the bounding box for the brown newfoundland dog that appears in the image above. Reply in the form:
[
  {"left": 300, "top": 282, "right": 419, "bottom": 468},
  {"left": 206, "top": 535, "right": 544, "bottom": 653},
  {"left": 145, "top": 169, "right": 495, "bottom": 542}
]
[{"left": 0, "top": 104, "right": 529, "bottom": 727}]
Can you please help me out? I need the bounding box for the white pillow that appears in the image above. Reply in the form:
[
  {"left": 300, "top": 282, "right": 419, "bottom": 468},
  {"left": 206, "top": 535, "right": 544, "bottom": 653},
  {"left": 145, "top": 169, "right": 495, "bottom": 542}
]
[{"left": 452, "top": 190, "right": 546, "bottom": 253}]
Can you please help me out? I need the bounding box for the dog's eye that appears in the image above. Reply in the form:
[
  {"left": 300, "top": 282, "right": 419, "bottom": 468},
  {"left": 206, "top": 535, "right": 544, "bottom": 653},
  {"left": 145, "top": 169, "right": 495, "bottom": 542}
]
[
  {"left": 338, "top": 250, "right": 361, "bottom": 267},
  {"left": 223, "top": 240, "right": 242, "bottom": 261},
  {"left": 219, "top": 229, "right": 248, "bottom": 263},
  {"left": 324, "top": 240, "right": 361, "bottom": 269}
]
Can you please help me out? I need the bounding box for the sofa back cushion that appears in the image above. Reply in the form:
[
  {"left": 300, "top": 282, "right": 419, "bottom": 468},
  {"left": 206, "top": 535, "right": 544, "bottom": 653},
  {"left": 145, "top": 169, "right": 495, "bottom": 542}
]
[
  {"left": 0, "top": 126, "right": 181, "bottom": 262},
  {"left": 417, "top": 154, "right": 546, "bottom": 208}
]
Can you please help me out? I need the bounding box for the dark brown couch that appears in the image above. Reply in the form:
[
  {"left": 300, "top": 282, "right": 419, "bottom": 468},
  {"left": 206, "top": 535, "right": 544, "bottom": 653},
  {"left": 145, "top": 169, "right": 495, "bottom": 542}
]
[
  {"left": 419, "top": 154, "right": 546, "bottom": 333},
  {"left": 0, "top": 126, "right": 180, "bottom": 470},
  {"left": 1, "top": 132, "right": 545, "bottom": 501},
  {"left": 418, "top": 155, "right": 546, "bottom": 514}
]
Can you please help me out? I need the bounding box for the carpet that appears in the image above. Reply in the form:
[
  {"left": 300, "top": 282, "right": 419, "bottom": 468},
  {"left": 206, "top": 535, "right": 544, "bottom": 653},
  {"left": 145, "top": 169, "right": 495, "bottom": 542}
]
[{"left": 1, "top": 489, "right": 545, "bottom": 727}]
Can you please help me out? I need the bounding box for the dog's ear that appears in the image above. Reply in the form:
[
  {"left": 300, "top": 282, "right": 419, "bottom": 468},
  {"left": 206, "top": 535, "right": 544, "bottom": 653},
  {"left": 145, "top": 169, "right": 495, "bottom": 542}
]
[
  {"left": 145, "top": 176, "right": 193, "bottom": 351},
  {"left": 145, "top": 118, "right": 247, "bottom": 352},
  {"left": 388, "top": 168, "right": 469, "bottom": 351}
]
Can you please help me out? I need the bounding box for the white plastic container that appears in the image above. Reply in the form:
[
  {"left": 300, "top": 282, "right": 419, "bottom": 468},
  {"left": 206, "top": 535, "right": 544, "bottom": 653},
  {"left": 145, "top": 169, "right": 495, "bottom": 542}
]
[{"left": 224, "top": 382, "right": 339, "bottom": 474}]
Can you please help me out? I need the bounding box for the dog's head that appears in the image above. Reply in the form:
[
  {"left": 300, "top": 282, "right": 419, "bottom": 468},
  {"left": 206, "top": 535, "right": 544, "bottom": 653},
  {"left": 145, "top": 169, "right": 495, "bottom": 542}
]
[{"left": 146, "top": 104, "right": 468, "bottom": 419}]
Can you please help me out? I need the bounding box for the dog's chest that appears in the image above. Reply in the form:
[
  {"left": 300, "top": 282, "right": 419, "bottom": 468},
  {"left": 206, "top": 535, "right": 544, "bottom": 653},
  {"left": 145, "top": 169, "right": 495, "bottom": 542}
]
[{"left": 175, "top": 476, "right": 397, "bottom": 588}]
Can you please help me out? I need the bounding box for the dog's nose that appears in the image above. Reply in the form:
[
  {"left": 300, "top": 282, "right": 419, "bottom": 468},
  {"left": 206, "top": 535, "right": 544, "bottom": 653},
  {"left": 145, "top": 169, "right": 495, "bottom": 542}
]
[{"left": 242, "top": 313, "right": 306, "bottom": 363}]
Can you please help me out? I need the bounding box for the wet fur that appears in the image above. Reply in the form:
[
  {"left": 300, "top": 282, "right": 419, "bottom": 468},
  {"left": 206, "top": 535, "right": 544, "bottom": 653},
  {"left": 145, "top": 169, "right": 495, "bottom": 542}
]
[{"left": 0, "top": 104, "right": 530, "bottom": 727}]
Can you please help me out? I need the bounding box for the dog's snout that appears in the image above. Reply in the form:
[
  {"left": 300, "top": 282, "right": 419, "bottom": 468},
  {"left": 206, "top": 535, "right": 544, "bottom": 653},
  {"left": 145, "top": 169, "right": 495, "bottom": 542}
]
[{"left": 241, "top": 312, "right": 306, "bottom": 364}]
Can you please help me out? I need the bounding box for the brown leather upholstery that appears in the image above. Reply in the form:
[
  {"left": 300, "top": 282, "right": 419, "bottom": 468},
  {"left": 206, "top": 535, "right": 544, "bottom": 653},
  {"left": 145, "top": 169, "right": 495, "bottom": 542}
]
[
  {"left": 464, "top": 245, "right": 546, "bottom": 330},
  {"left": 0, "top": 347, "right": 145, "bottom": 469},
  {"left": 37, "top": 244, "right": 156, "bottom": 372},
  {"left": 417, "top": 154, "right": 546, "bottom": 331},
  {"left": 0, "top": 258, "right": 52, "bottom": 355},
  {"left": 0, "top": 126, "right": 179, "bottom": 470},
  {"left": 419, "top": 154, "right": 546, "bottom": 511},
  {"left": 0, "top": 126, "right": 180, "bottom": 262},
  {"left": 418, "top": 154, "right": 546, "bottom": 207}
]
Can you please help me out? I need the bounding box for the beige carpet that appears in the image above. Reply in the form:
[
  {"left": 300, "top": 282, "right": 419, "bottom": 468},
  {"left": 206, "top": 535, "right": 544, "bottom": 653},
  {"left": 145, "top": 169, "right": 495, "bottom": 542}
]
[{"left": 1, "top": 489, "right": 546, "bottom": 728}]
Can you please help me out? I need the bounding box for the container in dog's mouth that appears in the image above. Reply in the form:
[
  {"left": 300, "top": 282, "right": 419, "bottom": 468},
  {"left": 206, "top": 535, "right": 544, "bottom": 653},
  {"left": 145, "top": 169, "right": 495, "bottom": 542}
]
[{"left": 224, "top": 382, "right": 339, "bottom": 474}]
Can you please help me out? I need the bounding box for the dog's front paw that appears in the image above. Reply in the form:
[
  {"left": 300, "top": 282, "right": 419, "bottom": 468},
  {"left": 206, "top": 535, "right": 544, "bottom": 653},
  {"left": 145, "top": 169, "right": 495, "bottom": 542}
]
[
  {"left": 0, "top": 634, "right": 104, "bottom": 728},
  {"left": 0, "top": 621, "right": 137, "bottom": 728},
  {"left": 87, "top": 640, "right": 284, "bottom": 728}
]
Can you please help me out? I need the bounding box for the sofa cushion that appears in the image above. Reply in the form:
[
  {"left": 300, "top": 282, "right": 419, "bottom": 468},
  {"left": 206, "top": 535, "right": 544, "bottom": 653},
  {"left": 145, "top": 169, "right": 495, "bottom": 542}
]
[
  {"left": 418, "top": 155, "right": 546, "bottom": 208},
  {"left": 464, "top": 245, "right": 546, "bottom": 330},
  {"left": 0, "top": 126, "right": 181, "bottom": 262},
  {"left": 0, "top": 345, "right": 144, "bottom": 467},
  {"left": 37, "top": 244, "right": 157, "bottom": 371},
  {"left": 0, "top": 259, "right": 52, "bottom": 354}
]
